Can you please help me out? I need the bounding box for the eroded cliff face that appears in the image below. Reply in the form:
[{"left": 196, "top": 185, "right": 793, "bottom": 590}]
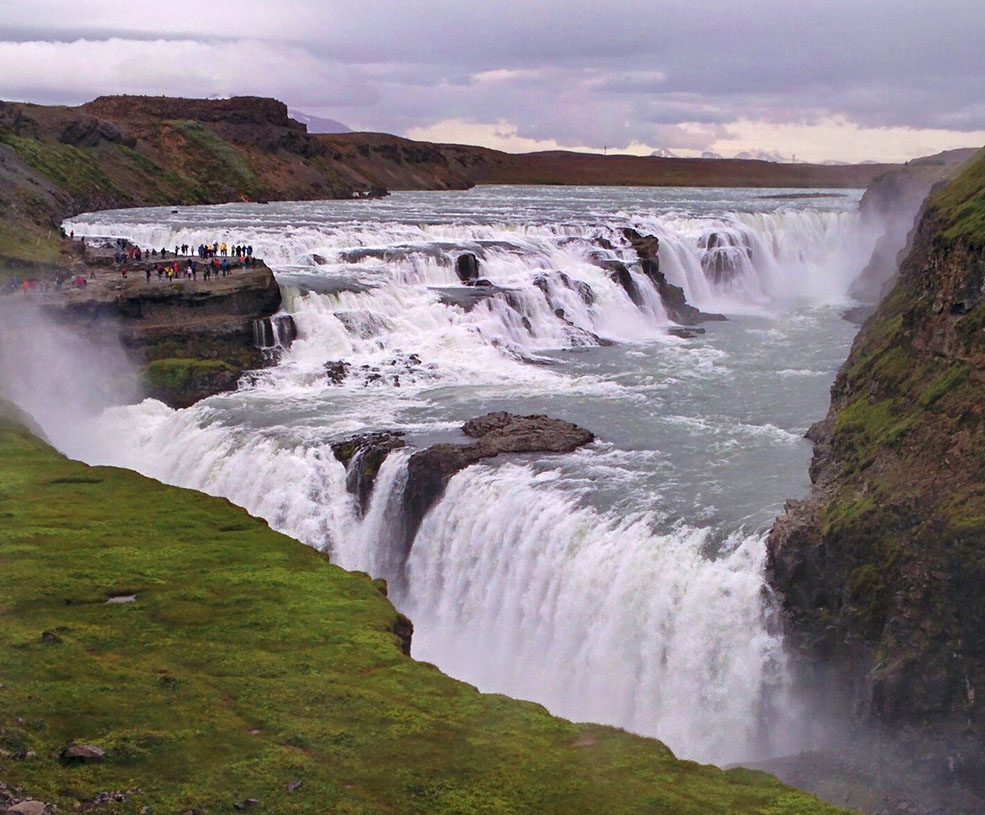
[
  {"left": 848, "top": 148, "right": 977, "bottom": 303},
  {"left": 768, "top": 148, "right": 985, "bottom": 799}
]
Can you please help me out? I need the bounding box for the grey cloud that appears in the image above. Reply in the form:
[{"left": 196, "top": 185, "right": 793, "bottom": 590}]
[{"left": 0, "top": 0, "right": 983, "bottom": 156}]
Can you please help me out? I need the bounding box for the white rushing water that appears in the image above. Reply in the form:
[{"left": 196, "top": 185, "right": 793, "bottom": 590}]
[{"left": 53, "top": 185, "right": 874, "bottom": 765}]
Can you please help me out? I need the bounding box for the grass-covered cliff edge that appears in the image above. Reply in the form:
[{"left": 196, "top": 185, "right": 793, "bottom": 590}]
[
  {"left": 767, "top": 147, "right": 985, "bottom": 803},
  {"left": 0, "top": 399, "right": 846, "bottom": 815}
]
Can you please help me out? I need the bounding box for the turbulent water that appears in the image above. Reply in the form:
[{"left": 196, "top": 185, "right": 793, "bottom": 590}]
[{"left": 58, "top": 185, "right": 872, "bottom": 765}]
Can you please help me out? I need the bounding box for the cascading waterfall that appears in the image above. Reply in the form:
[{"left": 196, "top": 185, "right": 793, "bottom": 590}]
[{"left": 56, "top": 186, "right": 875, "bottom": 766}]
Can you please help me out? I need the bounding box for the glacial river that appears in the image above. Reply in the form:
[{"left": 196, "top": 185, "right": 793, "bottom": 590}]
[{"left": 55, "top": 185, "right": 872, "bottom": 765}]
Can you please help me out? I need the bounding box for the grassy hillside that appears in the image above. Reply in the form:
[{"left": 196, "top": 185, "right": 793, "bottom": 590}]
[{"left": 0, "top": 400, "right": 846, "bottom": 814}]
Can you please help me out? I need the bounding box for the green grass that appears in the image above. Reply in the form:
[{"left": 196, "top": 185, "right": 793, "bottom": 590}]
[
  {"left": 0, "top": 220, "right": 66, "bottom": 271},
  {"left": 142, "top": 357, "right": 237, "bottom": 389},
  {"left": 173, "top": 121, "right": 263, "bottom": 199},
  {"left": 928, "top": 147, "right": 985, "bottom": 243},
  {"left": 0, "top": 133, "right": 123, "bottom": 200},
  {"left": 0, "top": 401, "right": 848, "bottom": 814}
]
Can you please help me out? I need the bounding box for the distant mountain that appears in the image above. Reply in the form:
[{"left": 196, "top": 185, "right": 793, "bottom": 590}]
[
  {"left": 700, "top": 151, "right": 724, "bottom": 159},
  {"left": 649, "top": 148, "right": 678, "bottom": 158},
  {"left": 289, "top": 109, "right": 352, "bottom": 134},
  {"left": 734, "top": 149, "right": 790, "bottom": 163},
  {"left": 820, "top": 159, "right": 851, "bottom": 166}
]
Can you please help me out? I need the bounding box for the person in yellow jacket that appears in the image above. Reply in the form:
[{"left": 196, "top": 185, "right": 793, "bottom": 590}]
[{"left": 220, "top": 242, "right": 227, "bottom": 257}]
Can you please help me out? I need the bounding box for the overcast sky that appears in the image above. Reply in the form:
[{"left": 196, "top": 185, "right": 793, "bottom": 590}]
[{"left": 1, "top": 0, "right": 983, "bottom": 162}]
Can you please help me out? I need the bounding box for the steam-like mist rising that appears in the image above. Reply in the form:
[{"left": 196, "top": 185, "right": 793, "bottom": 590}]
[{"left": 0, "top": 302, "right": 139, "bottom": 448}]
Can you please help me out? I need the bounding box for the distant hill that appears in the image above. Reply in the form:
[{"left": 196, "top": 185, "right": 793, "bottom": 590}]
[
  {"left": 0, "top": 94, "right": 903, "bottom": 272},
  {"left": 289, "top": 108, "right": 352, "bottom": 134}
]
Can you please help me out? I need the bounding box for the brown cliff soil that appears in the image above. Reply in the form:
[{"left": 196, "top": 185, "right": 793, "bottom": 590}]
[{"left": 767, "top": 147, "right": 985, "bottom": 810}]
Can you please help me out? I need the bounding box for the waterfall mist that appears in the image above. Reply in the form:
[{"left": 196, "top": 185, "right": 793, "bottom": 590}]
[{"left": 0, "top": 302, "right": 139, "bottom": 447}]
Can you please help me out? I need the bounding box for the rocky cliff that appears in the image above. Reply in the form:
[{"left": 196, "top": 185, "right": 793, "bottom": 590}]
[
  {"left": 767, "top": 147, "right": 985, "bottom": 808},
  {"left": 848, "top": 148, "right": 977, "bottom": 302}
]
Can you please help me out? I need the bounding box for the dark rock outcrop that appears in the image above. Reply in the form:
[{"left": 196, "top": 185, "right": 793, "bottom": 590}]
[
  {"left": 697, "top": 230, "right": 752, "bottom": 285},
  {"left": 767, "top": 147, "right": 985, "bottom": 813},
  {"left": 401, "top": 412, "right": 594, "bottom": 554},
  {"left": 331, "top": 431, "right": 406, "bottom": 514},
  {"left": 455, "top": 252, "right": 480, "bottom": 283},
  {"left": 324, "top": 360, "right": 350, "bottom": 385},
  {"left": 60, "top": 744, "right": 106, "bottom": 763},
  {"left": 620, "top": 228, "right": 726, "bottom": 324}
]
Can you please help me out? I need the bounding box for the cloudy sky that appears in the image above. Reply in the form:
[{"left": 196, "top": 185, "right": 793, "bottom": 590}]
[{"left": 1, "top": 0, "right": 983, "bottom": 162}]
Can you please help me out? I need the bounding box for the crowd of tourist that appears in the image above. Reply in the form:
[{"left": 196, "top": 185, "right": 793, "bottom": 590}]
[
  {"left": 113, "top": 238, "right": 258, "bottom": 283},
  {"left": 2, "top": 236, "right": 260, "bottom": 296}
]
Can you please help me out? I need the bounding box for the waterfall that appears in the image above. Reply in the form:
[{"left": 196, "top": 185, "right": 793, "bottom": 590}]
[{"left": 53, "top": 187, "right": 870, "bottom": 768}]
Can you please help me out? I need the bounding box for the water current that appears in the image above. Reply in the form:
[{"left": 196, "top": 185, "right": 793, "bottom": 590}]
[{"left": 59, "top": 185, "right": 874, "bottom": 765}]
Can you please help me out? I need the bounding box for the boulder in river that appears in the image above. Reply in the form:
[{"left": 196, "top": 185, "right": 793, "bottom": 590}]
[
  {"left": 401, "top": 413, "right": 594, "bottom": 557},
  {"left": 455, "top": 252, "right": 480, "bottom": 282},
  {"left": 324, "top": 360, "right": 350, "bottom": 385}
]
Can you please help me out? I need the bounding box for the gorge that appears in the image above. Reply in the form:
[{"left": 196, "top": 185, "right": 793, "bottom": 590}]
[{"left": 2, "top": 96, "right": 984, "bottom": 815}]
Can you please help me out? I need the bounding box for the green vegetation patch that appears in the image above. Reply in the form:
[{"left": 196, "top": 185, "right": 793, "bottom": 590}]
[
  {"left": 142, "top": 357, "right": 237, "bottom": 391},
  {"left": 928, "top": 147, "right": 985, "bottom": 244},
  {"left": 0, "top": 401, "right": 847, "bottom": 814},
  {"left": 172, "top": 121, "right": 263, "bottom": 199},
  {"left": 0, "top": 133, "right": 123, "bottom": 199}
]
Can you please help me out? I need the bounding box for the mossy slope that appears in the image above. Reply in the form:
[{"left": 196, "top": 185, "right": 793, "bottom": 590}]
[
  {"left": 767, "top": 148, "right": 985, "bottom": 789},
  {"left": 0, "top": 403, "right": 845, "bottom": 814}
]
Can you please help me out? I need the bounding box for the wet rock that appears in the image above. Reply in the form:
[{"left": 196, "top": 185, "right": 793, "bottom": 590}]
[
  {"left": 40, "top": 631, "right": 61, "bottom": 644},
  {"left": 533, "top": 271, "right": 595, "bottom": 306},
  {"left": 324, "top": 360, "right": 350, "bottom": 385},
  {"left": 60, "top": 743, "right": 106, "bottom": 763},
  {"left": 234, "top": 798, "right": 259, "bottom": 810},
  {"left": 330, "top": 432, "right": 406, "bottom": 514},
  {"left": 334, "top": 310, "right": 393, "bottom": 338},
  {"left": 435, "top": 284, "right": 513, "bottom": 310},
  {"left": 603, "top": 260, "right": 645, "bottom": 307},
  {"left": 697, "top": 230, "right": 752, "bottom": 285},
  {"left": 621, "top": 227, "right": 726, "bottom": 325},
  {"left": 667, "top": 326, "right": 706, "bottom": 339},
  {"left": 455, "top": 252, "right": 480, "bottom": 282},
  {"left": 402, "top": 413, "right": 594, "bottom": 556},
  {"left": 277, "top": 272, "right": 373, "bottom": 296},
  {"left": 287, "top": 780, "right": 304, "bottom": 793}
]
